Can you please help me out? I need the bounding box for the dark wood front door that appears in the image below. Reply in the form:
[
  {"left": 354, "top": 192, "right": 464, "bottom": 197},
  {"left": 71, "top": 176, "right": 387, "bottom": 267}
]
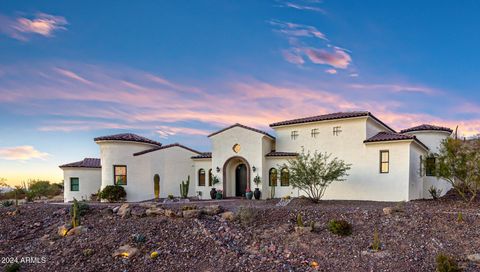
[{"left": 235, "top": 164, "right": 247, "bottom": 197}]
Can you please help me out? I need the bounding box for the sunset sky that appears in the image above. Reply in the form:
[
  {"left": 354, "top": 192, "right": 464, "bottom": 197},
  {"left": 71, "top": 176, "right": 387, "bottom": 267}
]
[{"left": 1, "top": 1, "right": 479, "bottom": 186}]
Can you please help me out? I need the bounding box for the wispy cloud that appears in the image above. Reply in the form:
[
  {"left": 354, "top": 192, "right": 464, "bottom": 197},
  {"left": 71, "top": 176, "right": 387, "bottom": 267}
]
[
  {"left": 269, "top": 20, "right": 328, "bottom": 41},
  {"left": 282, "top": 49, "right": 305, "bottom": 64},
  {"left": 304, "top": 47, "right": 352, "bottom": 69},
  {"left": 0, "top": 12, "right": 67, "bottom": 41},
  {"left": 325, "top": 68, "right": 337, "bottom": 74},
  {"left": 276, "top": 0, "right": 325, "bottom": 13},
  {"left": 349, "top": 83, "right": 436, "bottom": 95},
  {"left": 0, "top": 146, "right": 49, "bottom": 161}
]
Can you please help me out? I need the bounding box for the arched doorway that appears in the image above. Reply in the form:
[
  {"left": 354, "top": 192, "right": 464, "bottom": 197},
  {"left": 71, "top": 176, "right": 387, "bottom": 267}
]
[
  {"left": 153, "top": 174, "right": 160, "bottom": 199},
  {"left": 222, "top": 156, "right": 251, "bottom": 198},
  {"left": 235, "top": 164, "right": 247, "bottom": 197}
]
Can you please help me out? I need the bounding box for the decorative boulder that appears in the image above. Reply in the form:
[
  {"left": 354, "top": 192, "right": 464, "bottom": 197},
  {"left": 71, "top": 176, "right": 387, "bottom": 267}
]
[
  {"left": 57, "top": 225, "right": 70, "bottom": 237},
  {"left": 131, "top": 207, "right": 146, "bottom": 217},
  {"left": 220, "top": 211, "right": 235, "bottom": 221},
  {"left": 182, "top": 209, "right": 202, "bottom": 219},
  {"left": 146, "top": 207, "right": 164, "bottom": 216},
  {"left": 202, "top": 205, "right": 223, "bottom": 215},
  {"left": 66, "top": 226, "right": 88, "bottom": 236},
  {"left": 112, "top": 245, "right": 139, "bottom": 259},
  {"left": 467, "top": 253, "right": 480, "bottom": 263},
  {"left": 117, "top": 204, "right": 131, "bottom": 218},
  {"left": 164, "top": 209, "right": 176, "bottom": 218},
  {"left": 294, "top": 226, "right": 313, "bottom": 234}
]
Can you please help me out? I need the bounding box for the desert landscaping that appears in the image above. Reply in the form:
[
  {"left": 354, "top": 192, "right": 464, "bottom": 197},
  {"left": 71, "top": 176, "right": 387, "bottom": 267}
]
[{"left": 1, "top": 193, "right": 480, "bottom": 272}]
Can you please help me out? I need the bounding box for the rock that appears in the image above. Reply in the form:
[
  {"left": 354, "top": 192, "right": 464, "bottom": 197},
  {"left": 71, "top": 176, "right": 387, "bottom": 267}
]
[
  {"left": 57, "top": 225, "right": 70, "bottom": 237},
  {"left": 112, "top": 245, "right": 139, "bottom": 259},
  {"left": 183, "top": 209, "right": 202, "bottom": 218},
  {"left": 53, "top": 209, "right": 67, "bottom": 216},
  {"left": 202, "top": 205, "right": 223, "bottom": 215},
  {"left": 294, "top": 226, "right": 313, "bottom": 234},
  {"left": 139, "top": 202, "right": 157, "bottom": 208},
  {"left": 131, "top": 207, "right": 146, "bottom": 217},
  {"left": 66, "top": 226, "right": 88, "bottom": 236},
  {"left": 164, "top": 209, "right": 176, "bottom": 218},
  {"left": 312, "top": 222, "right": 323, "bottom": 231},
  {"left": 383, "top": 207, "right": 394, "bottom": 215},
  {"left": 146, "top": 207, "right": 164, "bottom": 216},
  {"left": 220, "top": 211, "right": 235, "bottom": 221},
  {"left": 467, "top": 253, "right": 480, "bottom": 263},
  {"left": 33, "top": 222, "right": 41, "bottom": 227},
  {"left": 112, "top": 206, "right": 120, "bottom": 213},
  {"left": 117, "top": 204, "right": 131, "bottom": 218},
  {"left": 83, "top": 249, "right": 94, "bottom": 257},
  {"left": 383, "top": 206, "right": 403, "bottom": 215},
  {"left": 102, "top": 208, "right": 113, "bottom": 214}
]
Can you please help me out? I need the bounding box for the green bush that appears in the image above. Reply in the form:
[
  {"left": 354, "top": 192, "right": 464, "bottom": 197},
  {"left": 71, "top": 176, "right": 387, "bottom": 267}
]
[
  {"left": 98, "top": 185, "right": 126, "bottom": 202},
  {"left": 69, "top": 201, "right": 90, "bottom": 216},
  {"left": 1, "top": 200, "right": 14, "bottom": 207},
  {"left": 4, "top": 263, "right": 21, "bottom": 272},
  {"left": 436, "top": 253, "right": 461, "bottom": 272},
  {"left": 28, "top": 180, "right": 62, "bottom": 199},
  {"left": 327, "top": 219, "right": 352, "bottom": 236}
]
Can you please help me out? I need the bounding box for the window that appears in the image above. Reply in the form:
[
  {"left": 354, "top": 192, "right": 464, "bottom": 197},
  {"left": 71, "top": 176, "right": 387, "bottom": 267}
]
[
  {"left": 114, "top": 165, "right": 127, "bottom": 185},
  {"left": 311, "top": 128, "right": 319, "bottom": 138},
  {"left": 426, "top": 157, "right": 436, "bottom": 176},
  {"left": 291, "top": 131, "right": 299, "bottom": 140},
  {"left": 379, "top": 151, "right": 389, "bottom": 173},
  {"left": 70, "top": 177, "right": 79, "bottom": 191},
  {"left": 208, "top": 169, "right": 213, "bottom": 186},
  {"left": 198, "top": 169, "right": 206, "bottom": 186},
  {"left": 333, "top": 126, "right": 342, "bottom": 136},
  {"left": 280, "top": 168, "right": 290, "bottom": 186},
  {"left": 269, "top": 168, "right": 277, "bottom": 186}
]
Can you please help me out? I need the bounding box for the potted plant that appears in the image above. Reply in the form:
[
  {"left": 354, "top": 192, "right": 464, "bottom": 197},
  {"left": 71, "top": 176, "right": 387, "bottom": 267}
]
[
  {"left": 210, "top": 176, "right": 220, "bottom": 200},
  {"left": 245, "top": 188, "right": 253, "bottom": 200},
  {"left": 215, "top": 189, "right": 223, "bottom": 200},
  {"left": 253, "top": 175, "right": 261, "bottom": 200}
]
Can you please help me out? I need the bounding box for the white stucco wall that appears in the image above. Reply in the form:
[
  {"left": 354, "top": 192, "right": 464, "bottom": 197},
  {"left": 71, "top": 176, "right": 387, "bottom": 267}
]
[
  {"left": 192, "top": 159, "right": 213, "bottom": 199},
  {"left": 210, "top": 126, "right": 273, "bottom": 198},
  {"left": 63, "top": 168, "right": 101, "bottom": 202},
  {"left": 409, "top": 143, "right": 427, "bottom": 200}
]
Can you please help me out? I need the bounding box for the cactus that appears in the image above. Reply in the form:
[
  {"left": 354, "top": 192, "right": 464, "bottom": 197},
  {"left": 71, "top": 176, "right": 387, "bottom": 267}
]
[
  {"left": 372, "top": 228, "right": 381, "bottom": 251},
  {"left": 270, "top": 185, "right": 275, "bottom": 199},
  {"left": 296, "top": 213, "right": 304, "bottom": 227},
  {"left": 72, "top": 198, "right": 80, "bottom": 228},
  {"left": 14, "top": 190, "right": 18, "bottom": 208},
  {"left": 179, "top": 176, "right": 190, "bottom": 198},
  {"left": 154, "top": 174, "right": 160, "bottom": 200}
]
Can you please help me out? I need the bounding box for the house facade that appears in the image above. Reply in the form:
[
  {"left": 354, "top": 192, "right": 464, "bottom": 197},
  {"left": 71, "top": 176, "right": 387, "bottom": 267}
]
[{"left": 60, "top": 111, "right": 453, "bottom": 202}]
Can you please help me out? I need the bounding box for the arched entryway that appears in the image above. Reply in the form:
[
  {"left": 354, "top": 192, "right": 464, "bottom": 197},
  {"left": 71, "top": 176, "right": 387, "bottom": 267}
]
[{"left": 222, "top": 156, "right": 251, "bottom": 198}]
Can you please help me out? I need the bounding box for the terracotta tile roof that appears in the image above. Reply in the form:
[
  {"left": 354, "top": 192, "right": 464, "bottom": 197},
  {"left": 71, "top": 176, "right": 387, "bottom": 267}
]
[
  {"left": 400, "top": 124, "right": 453, "bottom": 134},
  {"left": 364, "top": 132, "right": 429, "bottom": 150},
  {"left": 265, "top": 151, "right": 298, "bottom": 157},
  {"left": 191, "top": 152, "right": 212, "bottom": 159},
  {"left": 269, "top": 111, "right": 396, "bottom": 132},
  {"left": 208, "top": 123, "right": 275, "bottom": 139},
  {"left": 133, "top": 143, "right": 202, "bottom": 156},
  {"left": 59, "top": 158, "right": 101, "bottom": 169},
  {"left": 94, "top": 133, "right": 162, "bottom": 146}
]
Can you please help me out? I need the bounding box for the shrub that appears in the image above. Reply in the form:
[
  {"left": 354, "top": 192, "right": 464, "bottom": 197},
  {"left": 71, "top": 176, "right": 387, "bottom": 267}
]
[
  {"left": 4, "top": 263, "right": 21, "bottom": 272},
  {"left": 457, "top": 212, "right": 464, "bottom": 223},
  {"left": 282, "top": 150, "right": 351, "bottom": 203},
  {"left": 436, "top": 253, "right": 461, "bottom": 272},
  {"left": 69, "top": 201, "right": 90, "bottom": 216},
  {"left": 236, "top": 206, "right": 258, "bottom": 226},
  {"left": 1, "top": 200, "right": 14, "bottom": 207},
  {"left": 168, "top": 194, "right": 174, "bottom": 200},
  {"left": 28, "top": 180, "right": 62, "bottom": 199},
  {"left": 98, "top": 185, "right": 126, "bottom": 202},
  {"left": 296, "top": 213, "right": 304, "bottom": 227},
  {"left": 371, "top": 229, "right": 381, "bottom": 251},
  {"left": 429, "top": 186, "right": 443, "bottom": 200},
  {"left": 327, "top": 219, "right": 352, "bottom": 236}
]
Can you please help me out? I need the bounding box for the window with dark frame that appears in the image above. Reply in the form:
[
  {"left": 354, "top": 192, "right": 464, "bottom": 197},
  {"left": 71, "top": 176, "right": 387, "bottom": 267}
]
[
  {"left": 291, "top": 131, "right": 299, "bottom": 140},
  {"left": 311, "top": 128, "right": 319, "bottom": 138},
  {"left": 114, "top": 165, "right": 127, "bottom": 185},
  {"left": 269, "top": 168, "right": 277, "bottom": 186},
  {"left": 426, "top": 157, "right": 436, "bottom": 176},
  {"left": 380, "top": 150, "right": 389, "bottom": 173},
  {"left": 70, "top": 177, "right": 79, "bottom": 191},
  {"left": 208, "top": 169, "right": 213, "bottom": 186},
  {"left": 333, "top": 126, "right": 342, "bottom": 136},
  {"left": 198, "top": 169, "right": 206, "bottom": 186},
  {"left": 280, "top": 168, "right": 290, "bottom": 186}
]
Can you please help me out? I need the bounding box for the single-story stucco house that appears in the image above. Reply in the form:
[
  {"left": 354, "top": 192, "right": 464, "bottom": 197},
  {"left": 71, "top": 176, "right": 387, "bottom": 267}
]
[{"left": 60, "top": 111, "right": 453, "bottom": 202}]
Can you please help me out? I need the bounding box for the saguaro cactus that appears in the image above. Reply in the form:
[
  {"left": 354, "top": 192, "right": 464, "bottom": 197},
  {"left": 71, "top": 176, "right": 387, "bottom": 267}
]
[
  {"left": 72, "top": 198, "right": 80, "bottom": 228},
  {"left": 179, "top": 176, "right": 190, "bottom": 198},
  {"left": 154, "top": 174, "right": 160, "bottom": 200}
]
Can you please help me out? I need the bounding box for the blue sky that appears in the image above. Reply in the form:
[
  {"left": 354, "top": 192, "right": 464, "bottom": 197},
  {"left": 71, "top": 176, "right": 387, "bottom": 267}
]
[{"left": 0, "top": 1, "right": 479, "bottom": 185}]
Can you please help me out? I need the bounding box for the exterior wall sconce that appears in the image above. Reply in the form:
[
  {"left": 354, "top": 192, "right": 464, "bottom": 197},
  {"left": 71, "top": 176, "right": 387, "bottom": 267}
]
[
  {"left": 216, "top": 167, "right": 220, "bottom": 173},
  {"left": 252, "top": 166, "right": 256, "bottom": 172}
]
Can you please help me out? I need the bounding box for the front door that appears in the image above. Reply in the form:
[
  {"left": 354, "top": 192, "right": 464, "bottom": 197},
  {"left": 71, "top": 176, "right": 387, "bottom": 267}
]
[{"left": 235, "top": 164, "right": 247, "bottom": 197}]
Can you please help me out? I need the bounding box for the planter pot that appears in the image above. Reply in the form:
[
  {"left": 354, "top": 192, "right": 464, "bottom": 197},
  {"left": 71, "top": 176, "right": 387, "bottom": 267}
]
[
  {"left": 246, "top": 191, "right": 253, "bottom": 200},
  {"left": 210, "top": 188, "right": 217, "bottom": 200},
  {"left": 215, "top": 192, "right": 223, "bottom": 200},
  {"left": 254, "top": 188, "right": 261, "bottom": 200}
]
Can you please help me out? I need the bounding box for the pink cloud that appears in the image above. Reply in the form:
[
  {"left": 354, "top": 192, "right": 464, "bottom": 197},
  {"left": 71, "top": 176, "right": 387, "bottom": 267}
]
[
  {"left": 349, "top": 83, "right": 436, "bottom": 95},
  {"left": 55, "top": 68, "right": 93, "bottom": 85},
  {"left": 325, "top": 69, "right": 337, "bottom": 74},
  {"left": 282, "top": 50, "right": 305, "bottom": 64},
  {"left": 304, "top": 47, "right": 352, "bottom": 69},
  {"left": 270, "top": 20, "right": 328, "bottom": 41},
  {"left": 0, "top": 13, "right": 67, "bottom": 41},
  {"left": 0, "top": 146, "right": 49, "bottom": 161}
]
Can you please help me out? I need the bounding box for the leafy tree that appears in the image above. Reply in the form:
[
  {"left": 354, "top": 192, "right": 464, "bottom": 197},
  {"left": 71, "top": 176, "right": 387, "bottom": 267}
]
[
  {"left": 429, "top": 136, "right": 480, "bottom": 203},
  {"left": 281, "top": 150, "right": 351, "bottom": 203},
  {"left": 0, "top": 178, "right": 9, "bottom": 194},
  {"left": 27, "top": 180, "right": 61, "bottom": 199}
]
